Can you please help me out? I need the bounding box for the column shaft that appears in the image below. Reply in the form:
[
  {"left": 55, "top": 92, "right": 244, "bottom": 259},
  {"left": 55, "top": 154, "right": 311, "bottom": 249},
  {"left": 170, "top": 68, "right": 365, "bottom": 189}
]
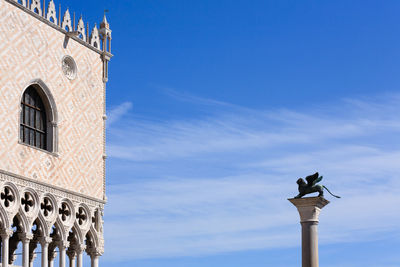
[
  {"left": 76, "top": 251, "right": 83, "bottom": 267},
  {"left": 301, "top": 221, "right": 319, "bottom": 267},
  {"left": 59, "top": 246, "right": 66, "bottom": 267},
  {"left": 90, "top": 254, "right": 99, "bottom": 267},
  {"left": 289, "top": 197, "right": 329, "bottom": 267},
  {"left": 22, "top": 239, "right": 30, "bottom": 267},
  {"left": 41, "top": 242, "right": 49, "bottom": 267},
  {"left": 1, "top": 234, "right": 9, "bottom": 267}
]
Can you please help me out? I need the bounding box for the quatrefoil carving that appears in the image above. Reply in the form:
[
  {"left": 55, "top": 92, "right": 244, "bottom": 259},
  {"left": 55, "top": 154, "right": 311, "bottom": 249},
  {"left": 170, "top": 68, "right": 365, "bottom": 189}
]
[
  {"left": 1, "top": 187, "right": 14, "bottom": 208},
  {"left": 41, "top": 198, "right": 53, "bottom": 217},
  {"left": 76, "top": 207, "right": 87, "bottom": 225},
  {"left": 59, "top": 202, "right": 71, "bottom": 222},
  {"left": 21, "top": 192, "right": 34, "bottom": 212}
]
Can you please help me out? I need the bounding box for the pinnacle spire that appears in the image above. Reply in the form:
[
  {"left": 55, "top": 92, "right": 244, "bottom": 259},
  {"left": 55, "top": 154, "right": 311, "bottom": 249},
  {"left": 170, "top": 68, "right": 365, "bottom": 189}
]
[{"left": 101, "top": 10, "right": 110, "bottom": 29}]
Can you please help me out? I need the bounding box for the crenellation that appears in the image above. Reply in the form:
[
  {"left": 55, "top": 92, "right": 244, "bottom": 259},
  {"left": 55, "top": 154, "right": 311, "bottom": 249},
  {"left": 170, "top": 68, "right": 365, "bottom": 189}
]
[
  {"left": 89, "top": 24, "right": 100, "bottom": 49},
  {"left": 61, "top": 8, "right": 71, "bottom": 31},
  {"left": 7, "top": 0, "right": 111, "bottom": 52},
  {"left": 14, "top": 0, "right": 26, "bottom": 6},
  {"left": 77, "top": 16, "right": 86, "bottom": 41},
  {"left": 30, "top": 0, "right": 42, "bottom": 15},
  {"left": 45, "top": 0, "right": 56, "bottom": 24}
]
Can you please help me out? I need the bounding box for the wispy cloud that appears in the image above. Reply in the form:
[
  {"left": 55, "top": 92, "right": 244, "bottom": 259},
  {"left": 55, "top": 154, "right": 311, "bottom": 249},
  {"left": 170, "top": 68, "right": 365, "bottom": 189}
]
[
  {"left": 106, "top": 102, "right": 133, "bottom": 127},
  {"left": 104, "top": 93, "right": 400, "bottom": 261},
  {"left": 159, "top": 86, "right": 246, "bottom": 110}
]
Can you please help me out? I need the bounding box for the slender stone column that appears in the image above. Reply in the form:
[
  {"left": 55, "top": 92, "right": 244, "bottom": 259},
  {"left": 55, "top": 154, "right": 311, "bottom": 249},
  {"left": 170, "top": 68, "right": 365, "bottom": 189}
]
[
  {"left": 90, "top": 253, "right": 99, "bottom": 267},
  {"left": 22, "top": 238, "right": 30, "bottom": 267},
  {"left": 288, "top": 197, "right": 329, "bottom": 267},
  {"left": 29, "top": 238, "right": 39, "bottom": 267},
  {"left": 58, "top": 242, "right": 68, "bottom": 267},
  {"left": 40, "top": 237, "right": 52, "bottom": 267},
  {"left": 21, "top": 234, "right": 33, "bottom": 267},
  {"left": 67, "top": 250, "right": 76, "bottom": 267},
  {"left": 1, "top": 230, "right": 13, "bottom": 267},
  {"left": 76, "top": 245, "right": 85, "bottom": 267}
]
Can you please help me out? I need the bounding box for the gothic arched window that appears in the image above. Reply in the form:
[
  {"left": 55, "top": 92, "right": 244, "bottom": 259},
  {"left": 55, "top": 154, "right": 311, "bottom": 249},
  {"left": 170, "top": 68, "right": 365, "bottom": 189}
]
[{"left": 20, "top": 86, "right": 47, "bottom": 150}]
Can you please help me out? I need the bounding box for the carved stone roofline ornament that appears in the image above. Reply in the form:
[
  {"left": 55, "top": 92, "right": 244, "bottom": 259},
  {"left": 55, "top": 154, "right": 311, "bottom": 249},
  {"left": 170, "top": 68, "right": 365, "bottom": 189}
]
[{"left": 6, "top": 0, "right": 113, "bottom": 58}]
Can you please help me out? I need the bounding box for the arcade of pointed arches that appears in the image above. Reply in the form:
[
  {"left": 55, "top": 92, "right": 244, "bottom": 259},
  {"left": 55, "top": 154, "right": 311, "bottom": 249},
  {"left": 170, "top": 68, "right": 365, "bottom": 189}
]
[{"left": 0, "top": 179, "right": 104, "bottom": 267}]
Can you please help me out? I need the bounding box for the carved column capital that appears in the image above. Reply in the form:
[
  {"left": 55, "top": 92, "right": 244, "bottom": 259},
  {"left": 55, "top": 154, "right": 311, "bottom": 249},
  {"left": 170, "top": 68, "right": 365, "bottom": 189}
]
[
  {"left": 19, "top": 232, "right": 34, "bottom": 242},
  {"left": 75, "top": 244, "right": 86, "bottom": 254},
  {"left": 56, "top": 240, "right": 70, "bottom": 250},
  {"left": 66, "top": 249, "right": 76, "bottom": 259},
  {"left": 39, "top": 236, "right": 53, "bottom": 245},
  {"left": 288, "top": 197, "right": 329, "bottom": 223},
  {"left": 88, "top": 248, "right": 102, "bottom": 257},
  {"left": 0, "top": 228, "right": 13, "bottom": 238}
]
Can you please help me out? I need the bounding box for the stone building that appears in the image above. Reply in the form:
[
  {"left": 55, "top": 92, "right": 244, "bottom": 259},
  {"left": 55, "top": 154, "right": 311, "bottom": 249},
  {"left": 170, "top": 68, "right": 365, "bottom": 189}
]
[{"left": 0, "top": 0, "right": 112, "bottom": 266}]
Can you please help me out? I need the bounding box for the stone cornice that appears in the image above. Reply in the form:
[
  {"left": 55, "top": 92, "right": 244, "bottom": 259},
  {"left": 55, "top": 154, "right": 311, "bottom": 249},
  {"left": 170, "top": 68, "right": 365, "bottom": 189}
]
[
  {"left": 288, "top": 197, "right": 330, "bottom": 209},
  {"left": 0, "top": 169, "right": 106, "bottom": 206}
]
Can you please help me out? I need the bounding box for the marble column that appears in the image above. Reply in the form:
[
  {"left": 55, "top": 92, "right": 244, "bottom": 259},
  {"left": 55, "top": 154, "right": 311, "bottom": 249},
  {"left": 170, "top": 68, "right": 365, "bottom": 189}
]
[
  {"left": 28, "top": 239, "right": 38, "bottom": 267},
  {"left": 67, "top": 250, "right": 76, "bottom": 267},
  {"left": 40, "top": 237, "right": 52, "bottom": 267},
  {"left": 1, "top": 230, "right": 12, "bottom": 267},
  {"left": 90, "top": 253, "right": 99, "bottom": 267},
  {"left": 288, "top": 197, "right": 329, "bottom": 267},
  {"left": 76, "top": 245, "right": 85, "bottom": 267},
  {"left": 21, "top": 234, "right": 33, "bottom": 267},
  {"left": 58, "top": 242, "right": 68, "bottom": 267}
]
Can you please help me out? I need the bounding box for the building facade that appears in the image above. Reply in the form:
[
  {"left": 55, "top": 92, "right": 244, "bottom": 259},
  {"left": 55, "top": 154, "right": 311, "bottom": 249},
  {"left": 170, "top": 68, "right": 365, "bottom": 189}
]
[{"left": 0, "top": 0, "right": 112, "bottom": 266}]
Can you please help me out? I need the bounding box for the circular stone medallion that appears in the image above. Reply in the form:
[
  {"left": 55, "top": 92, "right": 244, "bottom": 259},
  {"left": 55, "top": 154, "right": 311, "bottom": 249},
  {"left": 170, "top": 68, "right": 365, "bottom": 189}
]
[{"left": 62, "top": 55, "right": 77, "bottom": 80}]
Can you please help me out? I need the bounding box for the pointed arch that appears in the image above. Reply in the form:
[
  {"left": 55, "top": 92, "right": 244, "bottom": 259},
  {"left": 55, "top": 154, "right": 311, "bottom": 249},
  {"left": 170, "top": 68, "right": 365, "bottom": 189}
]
[
  {"left": 35, "top": 213, "right": 50, "bottom": 238},
  {"left": 70, "top": 224, "right": 84, "bottom": 246},
  {"left": 51, "top": 218, "right": 67, "bottom": 243},
  {"left": 20, "top": 79, "right": 58, "bottom": 153},
  {"left": 12, "top": 212, "right": 29, "bottom": 235},
  {"left": 0, "top": 202, "right": 10, "bottom": 230},
  {"left": 85, "top": 227, "right": 99, "bottom": 253}
]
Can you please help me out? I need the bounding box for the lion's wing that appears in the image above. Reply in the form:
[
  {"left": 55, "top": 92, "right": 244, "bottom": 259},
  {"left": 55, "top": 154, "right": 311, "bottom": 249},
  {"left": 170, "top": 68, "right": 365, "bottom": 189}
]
[
  {"left": 305, "top": 172, "right": 319, "bottom": 185},
  {"left": 314, "top": 176, "right": 323, "bottom": 185}
]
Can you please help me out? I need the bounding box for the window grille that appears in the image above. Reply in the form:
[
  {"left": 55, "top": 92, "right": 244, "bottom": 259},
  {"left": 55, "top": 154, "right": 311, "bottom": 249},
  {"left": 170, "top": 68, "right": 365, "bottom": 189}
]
[{"left": 20, "top": 86, "right": 47, "bottom": 150}]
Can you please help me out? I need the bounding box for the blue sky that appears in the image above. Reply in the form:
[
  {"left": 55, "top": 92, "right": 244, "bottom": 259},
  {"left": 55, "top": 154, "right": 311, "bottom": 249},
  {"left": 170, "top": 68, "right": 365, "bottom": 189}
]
[{"left": 61, "top": 0, "right": 400, "bottom": 266}]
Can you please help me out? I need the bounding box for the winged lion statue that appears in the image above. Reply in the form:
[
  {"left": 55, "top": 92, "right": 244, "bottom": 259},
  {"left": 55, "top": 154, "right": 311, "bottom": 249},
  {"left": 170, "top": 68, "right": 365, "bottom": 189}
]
[{"left": 294, "top": 172, "right": 341, "bottom": 199}]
